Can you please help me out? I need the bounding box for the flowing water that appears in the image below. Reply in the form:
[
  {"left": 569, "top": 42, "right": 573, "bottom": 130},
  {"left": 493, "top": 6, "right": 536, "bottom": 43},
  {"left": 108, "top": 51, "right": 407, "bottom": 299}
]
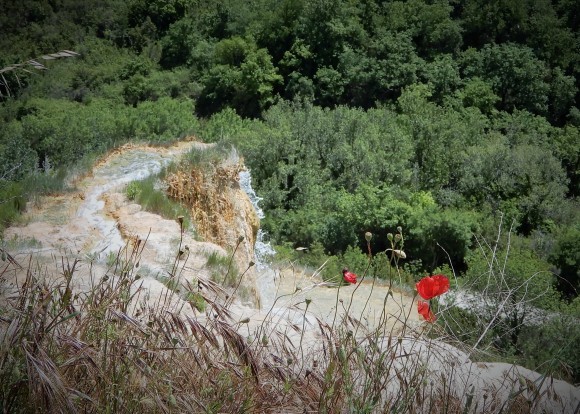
[
  {"left": 77, "top": 151, "right": 171, "bottom": 257},
  {"left": 238, "top": 170, "right": 277, "bottom": 308}
]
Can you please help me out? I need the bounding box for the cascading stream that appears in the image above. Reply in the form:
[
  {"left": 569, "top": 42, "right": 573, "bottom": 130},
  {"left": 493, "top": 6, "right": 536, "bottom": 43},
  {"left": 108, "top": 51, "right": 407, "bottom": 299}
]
[{"left": 238, "top": 170, "right": 277, "bottom": 309}]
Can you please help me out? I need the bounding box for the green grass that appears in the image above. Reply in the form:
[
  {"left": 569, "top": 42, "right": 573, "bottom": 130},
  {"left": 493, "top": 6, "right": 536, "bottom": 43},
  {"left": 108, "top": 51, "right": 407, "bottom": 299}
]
[
  {"left": 2, "top": 234, "right": 42, "bottom": 251},
  {"left": 182, "top": 140, "right": 233, "bottom": 168},
  {"left": 204, "top": 250, "right": 240, "bottom": 288},
  {"left": 125, "top": 175, "right": 192, "bottom": 230}
]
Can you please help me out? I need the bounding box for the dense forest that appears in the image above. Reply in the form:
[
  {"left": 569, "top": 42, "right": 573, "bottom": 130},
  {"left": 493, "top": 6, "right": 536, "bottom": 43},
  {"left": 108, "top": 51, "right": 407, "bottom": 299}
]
[{"left": 1, "top": 0, "right": 579, "bottom": 379}]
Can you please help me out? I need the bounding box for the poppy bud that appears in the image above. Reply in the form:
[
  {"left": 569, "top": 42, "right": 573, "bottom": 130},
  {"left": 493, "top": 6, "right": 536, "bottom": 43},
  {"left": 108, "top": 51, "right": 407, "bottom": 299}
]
[
  {"left": 393, "top": 250, "right": 406, "bottom": 259},
  {"left": 394, "top": 234, "right": 402, "bottom": 242},
  {"left": 397, "top": 226, "right": 403, "bottom": 233},
  {"left": 387, "top": 233, "right": 393, "bottom": 241},
  {"left": 365, "top": 232, "right": 372, "bottom": 242}
]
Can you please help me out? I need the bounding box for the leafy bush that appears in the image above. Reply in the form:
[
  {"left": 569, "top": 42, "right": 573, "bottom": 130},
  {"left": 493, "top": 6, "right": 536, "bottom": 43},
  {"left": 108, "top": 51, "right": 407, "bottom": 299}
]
[
  {"left": 516, "top": 315, "right": 580, "bottom": 383},
  {"left": 130, "top": 97, "right": 199, "bottom": 142}
]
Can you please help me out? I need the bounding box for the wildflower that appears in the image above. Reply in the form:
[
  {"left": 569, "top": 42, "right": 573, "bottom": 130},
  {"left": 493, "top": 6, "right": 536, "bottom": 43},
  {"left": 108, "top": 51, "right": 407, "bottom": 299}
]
[
  {"left": 342, "top": 267, "right": 357, "bottom": 284},
  {"left": 417, "top": 301, "right": 436, "bottom": 322},
  {"left": 416, "top": 274, "right": 449, "bottom": 300}
]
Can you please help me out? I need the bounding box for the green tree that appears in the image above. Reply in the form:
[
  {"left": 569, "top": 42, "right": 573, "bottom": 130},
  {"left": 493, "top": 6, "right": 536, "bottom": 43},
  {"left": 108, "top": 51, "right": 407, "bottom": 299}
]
[
  {"left": 128, "top": 0, "right": 188, "bottom": 34},
  {"left": 553, "top": 126, "right": 580, "bottom": 197},
  {"left": 397, "top": 84, "right": 487, "bottom": 191},
  {"left": 458, "top": 135, "right": 568, "bottom": 234},
  {"left": 197, "top": 37, "right": 282, "bottom": 117},
  {"left": 460, "top": 43, "right": 550, "bottom": 115},
  {"left": 457, "top": 77, "right": 500, "bottom": 114},
  {"left": 338, "top": 30, "right": 422, "bottom": 106},
  {"left": 383, "top": 0, "right": 462, "bottom": 58},
  {"left": 422, "top": 54, "right": 462, "bottom": 105}
]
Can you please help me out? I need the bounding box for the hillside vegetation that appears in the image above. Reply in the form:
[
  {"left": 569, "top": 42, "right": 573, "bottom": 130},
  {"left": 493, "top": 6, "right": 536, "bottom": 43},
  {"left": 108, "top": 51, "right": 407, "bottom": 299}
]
[{"left": 1, "top": 0, "right": 579, "bottom": 385}]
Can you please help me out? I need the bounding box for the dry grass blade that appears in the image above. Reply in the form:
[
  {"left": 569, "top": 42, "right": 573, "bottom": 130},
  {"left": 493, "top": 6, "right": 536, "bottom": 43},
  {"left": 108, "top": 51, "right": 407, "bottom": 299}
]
[
  {"left": 216, "top": 320, "right": 260, "bottom": 384},
  {"left": 185, "top": 315, "right": 219, "bottom": 348},
  {"left": 109, "top": 309, "right": 147, "bottom": 334},
  {"left": 24, "top": 343, "right": 77, "bottom": 413}
]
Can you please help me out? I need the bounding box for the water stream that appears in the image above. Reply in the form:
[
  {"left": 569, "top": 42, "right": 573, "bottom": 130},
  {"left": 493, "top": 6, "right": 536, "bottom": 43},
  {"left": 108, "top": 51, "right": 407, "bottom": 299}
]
[
  {"left": 76, "top": 150, "right": 175, "bottom": 258},
  {"left": 238, "top": 170, "right": 277, "bottom": 309}
]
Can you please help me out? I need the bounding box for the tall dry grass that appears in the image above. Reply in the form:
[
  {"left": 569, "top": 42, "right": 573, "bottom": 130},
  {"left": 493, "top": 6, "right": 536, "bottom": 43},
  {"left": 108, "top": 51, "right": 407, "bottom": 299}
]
[{"left": 0, "top": 225, "right": 572, "bottom": 413}]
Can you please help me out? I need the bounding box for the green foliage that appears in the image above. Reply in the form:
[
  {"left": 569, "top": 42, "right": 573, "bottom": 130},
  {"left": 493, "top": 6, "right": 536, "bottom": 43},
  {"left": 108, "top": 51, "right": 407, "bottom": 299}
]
[
  {"left": 552, "top": 125, "right": 580, "bottom": 196},
  {"left": 197, "top": 37, "right": 282, "bottom": 117},
  {"left": 130, "top": 97, "right": 199, "bottom": 142},
  {"left": 0, "top": 122, "right": 38, "bottom": 181},
  {"left": 128, "top": 0, "right": 188, "bottom": 34},
  {"left": 185, "top": 291, "right": 206, "bottom": 312},
  {"left": 383, "top": 0, "right": 462, "bottom": 57},
  {"left": 460, "top": 43, "right": 550, "bottom": 115},
  {"left": 458, "top": 134, "right": 568, "bottom": 234},
  {"left": 457, "top": 77, "right": 500, "bottom": 114},
  {"left": 204, "top": 250, "right": 240, "bottom": 288},
  {"left": 397, "top": 84, "right": 487, "bottom": 190},
  {"left": 407, "top": 207, "right": 480, "bottom": 273},
  {"left": 0, "top": 183, "right": 26, "bottom": 233},
  {"left": 125, "top": 181, "right": 141, "bottom": 201},
  {"left": 549, "top": 225, "right": 580, "bottom": 299},
  {"left": 18, "top": 98, "right": 131, "bottom": 167},
  {"left": 516, "top": 315, "right": 580, "bottom": 383},
  {"left": 465, "top": 235, "right": 559, "bottom": 312},
  {"left": 197, "top": 108, "right": 254, "bottom": 143}
]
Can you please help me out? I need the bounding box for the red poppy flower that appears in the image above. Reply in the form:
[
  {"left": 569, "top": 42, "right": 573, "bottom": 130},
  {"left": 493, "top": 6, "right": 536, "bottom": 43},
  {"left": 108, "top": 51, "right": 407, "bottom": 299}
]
[
  {"left": 417, "top": 301, "right": 436, "bottom": 322},
  {"left": 416, "top": 274, "right": 449, "bottom": 300},
  {"left": 342, "top": 268, "right": 357, "bottom": 284}
]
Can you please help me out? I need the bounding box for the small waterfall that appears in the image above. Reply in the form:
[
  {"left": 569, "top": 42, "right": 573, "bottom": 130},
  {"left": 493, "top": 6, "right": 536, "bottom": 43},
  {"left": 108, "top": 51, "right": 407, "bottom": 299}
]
[
  {"left": 239, "top": 169, "right": 277, "bottom": 308},
  {"left": 238, "top": 170, "right": 275, "bottom": 266}
]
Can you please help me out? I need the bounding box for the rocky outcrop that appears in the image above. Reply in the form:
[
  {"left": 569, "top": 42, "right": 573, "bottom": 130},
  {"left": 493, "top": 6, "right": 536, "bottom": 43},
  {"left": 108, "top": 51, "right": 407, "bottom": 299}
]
[{"left": 166, "top": 150, "right": 260, "bottom": 306}]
